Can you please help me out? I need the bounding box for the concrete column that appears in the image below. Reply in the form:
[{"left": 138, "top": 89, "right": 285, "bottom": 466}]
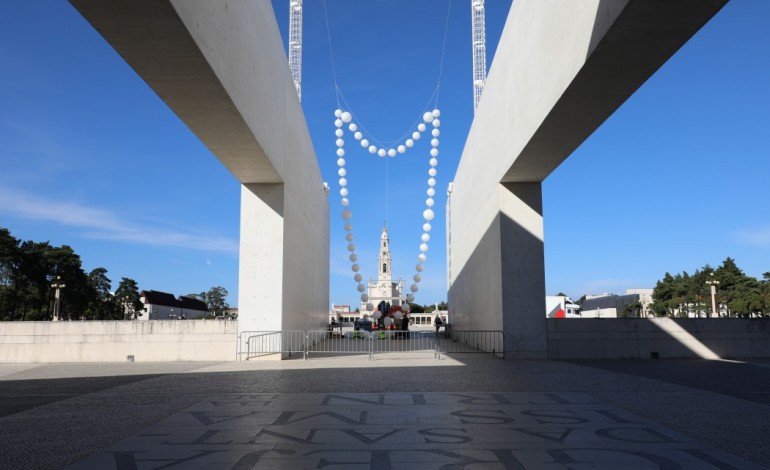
[
  {"left": 499, "top": 183, "right": 546, "bottom": 358},
  {"left": 238, "top": 183, "right": 284, "bottom": 334}
]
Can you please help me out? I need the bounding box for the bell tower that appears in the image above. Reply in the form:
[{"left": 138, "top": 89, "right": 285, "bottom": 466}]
[{"left": 378, "top": 227, "right": 392, "bottom": 282}]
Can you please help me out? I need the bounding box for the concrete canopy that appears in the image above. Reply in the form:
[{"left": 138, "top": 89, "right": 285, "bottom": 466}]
[
  {"left": 70, "top": 0, "right": 330, "bottom": 336},
  {"left": 448, "top": 0, "right": 728, "bottom": 358}
]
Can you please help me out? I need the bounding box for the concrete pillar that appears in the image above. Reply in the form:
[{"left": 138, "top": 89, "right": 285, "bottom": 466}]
[
  {"left": 499, "top": 183, "right": 546, "bottom": 358},
  {"left": 238, "top": 183, "right": 284, "bottom": 334}
]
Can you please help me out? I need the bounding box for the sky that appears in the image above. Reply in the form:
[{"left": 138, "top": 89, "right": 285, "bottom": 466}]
[{"left": 0, "top": 1, "right": 768, "bottom": 310}]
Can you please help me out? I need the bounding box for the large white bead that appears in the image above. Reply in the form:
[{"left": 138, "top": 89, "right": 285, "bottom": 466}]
[
  {"left": 423, "top": 208, "right": 434, "bottom": 220},
  {"left": 420, "top": 243, "right": 429, "bottom": 252},
  {"left": 361, "top": 139, "right": 369, "bottom": 147},
  {"left": 418, "top": 123, "right": 426, "bottom": 132},
  {"left": 412, "top": 132, "right": 420, "bottom": 140},
  {"left": 338, "top": 168, "right": 346, "bottom": 177},
  {"left": 418, "top": 253, "right": 427, "bottom": 262},
  {"left": 430, "top": 158, "right": 438, "bottom": 167},
  {"left": 335, "top": 128, "right": 344, "bottom": 137},
  {"left": 348, "top": 123, "right": 357, "bottom": 132},
  {"left": 406, "top": 139, "right": 414, "bottom": 148},
  {"left": 337, "top": 158, "right": 345, "bottom": 167},
  {"left": 334, "top": 109, "right": 342, "bottom": 118},
  {"left": 335, "top": 119, "right": 343, "bottom": 128},
  {"left": 388, "top": 148, "right": 396, "bottom": 157},
  {"left": 341, "top": 111, "right": 352, "bottom": 123},
  {"left": 339, "top": 178, "right": 347, "bottom": 187},
  {"left": 430, "top": 148, "right": 439, "bottom": 157},
  {"left": 397, "top": 145, "right": 406, "bottom": 153},
  {"left": 341, "top": 198, "right": 349, "bottom": 206},
  {"left": 432, "top": 128, "right": 440, "bottom": 137},
  {"left": 431, "top": 138, "right": 439, "bottom": 147},
  {"left": 432, "top": 118, "right": 441, "bottom": 127},
  {"left": 337, "top": 148, "right": 345, "bottom": 157},
  {"left": 336, "top": 139, "right": 344, "bottom": 147},
  {"left": 421, "top": 233, "right": 430, "bottom": 242},
  {"left": 429, "top": 168, "right": 437, "bottom": 177},
  {"left": 378, "top": 149, "right": 386, "bottom": 157},
  {"left": 427, "top": 188, "right": 435, "bottom": 197},
  {"left": 354, "top": 131, "right": 363, "bottom": 140},
  {"left": 426, "top": 198, "right": 434, "bottom": 207},
  {"left": 432, "top": 109, "right": 440, "bottom": 118},
  {"left": 340, "top": 188, "right": 348, "bottom": 196},
  {"left": 369, "top": 145, "right": 377, "bottom": 153},
  {"left": 428, "top": 178, "right": 436, "bottom": 187},
  {"left": 423, "top": 223, "right": 432, "bottom": 232},
  {"left": 423, "top": 111, "right": 434, "bottom": 122}
]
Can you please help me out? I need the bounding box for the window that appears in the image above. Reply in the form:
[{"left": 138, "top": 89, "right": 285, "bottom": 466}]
[{"left": 382, "top": 263, "right": 387, "bottom": 273}]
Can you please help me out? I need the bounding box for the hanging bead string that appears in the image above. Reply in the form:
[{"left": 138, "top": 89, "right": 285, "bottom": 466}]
[{"left": 334, "top": 108, "right": 441, "bottom": 312}]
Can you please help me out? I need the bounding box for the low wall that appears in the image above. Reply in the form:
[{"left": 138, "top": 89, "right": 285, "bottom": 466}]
[
  {"left": 547, "top": 318, "right": 770, "bottom": 360},
  {"left": 0, "top": 320, "right": 238, "bottom": 363}
]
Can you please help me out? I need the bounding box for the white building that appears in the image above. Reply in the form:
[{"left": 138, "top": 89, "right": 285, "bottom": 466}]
[{"left": 360, "top": 227, "right": 404, "bottom": 312}]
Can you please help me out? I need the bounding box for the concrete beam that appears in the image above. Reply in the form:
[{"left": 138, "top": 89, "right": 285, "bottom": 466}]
[
  {"left": 448, "top": 0, "right": 727, "bottom": 358},
  {"left": 70, "top": 0, "right": 329, "bottom": 334}
]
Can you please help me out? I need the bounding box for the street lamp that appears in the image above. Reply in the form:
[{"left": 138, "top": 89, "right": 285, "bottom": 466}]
[
  {"left": 705, "top": 273, "right": 720, "bottom": 318},
  {"left": 51, "top": 276, "right": 66, "bottom": 321}
]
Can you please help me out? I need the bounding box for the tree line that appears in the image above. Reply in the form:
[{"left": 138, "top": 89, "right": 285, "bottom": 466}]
[
  {"left": 651, "top": 257, "right": 770, "bottom": 318},
  {"left": 0, "top": 227, "right": 228, "bottom": 321}
]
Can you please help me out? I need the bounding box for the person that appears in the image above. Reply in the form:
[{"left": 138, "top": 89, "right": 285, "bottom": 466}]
[
  {"left": 434, "top": 314, "right": 443, "bottom": 337},
  {"left": 401, "top": 312, "right": 410, "bottom": 339}
]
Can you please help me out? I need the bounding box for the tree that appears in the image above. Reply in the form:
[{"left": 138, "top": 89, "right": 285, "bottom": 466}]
[
  {"left": 114, "top": 277, "right": 143, "bottom": 320},
  {"left": 86, "top": 268, "right": 114, "bottom": 319},
  {"left": 188, "top": 286, "right": 230, "bottom": 317},
  {"left": 204, "top": 286, "right": 229, "bottom": 317}
]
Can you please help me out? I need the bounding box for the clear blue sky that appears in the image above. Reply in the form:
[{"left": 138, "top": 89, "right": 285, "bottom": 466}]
[{"left": 0, "top": 1, "right": 768, "bottom": 309}]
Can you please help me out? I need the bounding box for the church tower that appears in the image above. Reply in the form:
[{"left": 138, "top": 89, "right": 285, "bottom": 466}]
[
  {"left": 361, "top": 226, "right": 403, "bottom": 312},
  {"left": 378, "top": 227, "right": 392, "bottom": 281}
]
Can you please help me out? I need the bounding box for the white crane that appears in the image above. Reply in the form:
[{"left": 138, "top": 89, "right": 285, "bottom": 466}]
[
  {"left": 289, "top": 0, "right": 303, "bottom": 101},
  {"left": 471, "top": 0, "right": 486, "bottom": 112}
]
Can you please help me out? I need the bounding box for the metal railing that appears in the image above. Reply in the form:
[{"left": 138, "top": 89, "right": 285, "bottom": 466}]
[
  {"left": 241, "top": 330, "right": 307, "bottom": 360},
  {"left": 239, "top": 329, "right": 504, "bottom": 360}
]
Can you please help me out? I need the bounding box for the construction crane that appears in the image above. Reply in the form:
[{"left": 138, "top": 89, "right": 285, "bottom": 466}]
[
  {"left": 289, "top": 0, "right": 303, "bottom": 101},
  {"left": 471, "top": 0, "right": 486, "bottom": 112}
]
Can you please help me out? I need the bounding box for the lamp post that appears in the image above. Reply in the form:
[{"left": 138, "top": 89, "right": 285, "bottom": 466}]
[
  {"left": 51, "top": 276, "right": 66, "bottom": 321},
  {"left": 705, "top": 273, "right": 720, "bottom": 318}
]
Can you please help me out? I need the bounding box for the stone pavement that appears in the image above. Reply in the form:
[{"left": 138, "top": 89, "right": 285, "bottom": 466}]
[{"left": 0, "top": 354, "right": 768, "bottom": 469}]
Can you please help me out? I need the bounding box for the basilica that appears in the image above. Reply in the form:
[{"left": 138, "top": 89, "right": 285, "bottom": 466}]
[{"left": 360, "top": 227, "right": 404, "bottom": 312}]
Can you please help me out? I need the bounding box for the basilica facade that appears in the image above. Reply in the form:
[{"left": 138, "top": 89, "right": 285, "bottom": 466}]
[{"left": 360, "top": 227, "right": 404, "bottom": 312}]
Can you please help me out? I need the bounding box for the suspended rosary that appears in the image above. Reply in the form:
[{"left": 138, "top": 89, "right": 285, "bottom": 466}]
[{"left": 334, "top": 108, "right": 441, "bottom": 313}]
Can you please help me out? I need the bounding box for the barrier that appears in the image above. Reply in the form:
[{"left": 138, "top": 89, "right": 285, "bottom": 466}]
[
  {"left": 242, "top": 329, "right": 505, "bottom": 360},
  {"left": 242, "top": 330, "right": 307, "bottom": 360}
]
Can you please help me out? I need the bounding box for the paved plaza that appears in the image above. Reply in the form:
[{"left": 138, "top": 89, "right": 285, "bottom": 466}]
[{"left": 1, "top": 354, "right": 769, "bottom": 469}]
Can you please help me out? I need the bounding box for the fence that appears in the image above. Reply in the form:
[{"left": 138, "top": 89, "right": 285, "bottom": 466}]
[{"left": 239, "top": 329, "right": 504, "bottom": 360}]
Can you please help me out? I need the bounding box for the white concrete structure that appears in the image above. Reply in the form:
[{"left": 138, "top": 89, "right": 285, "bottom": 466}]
[
  {"left": 0, "top": 321, "right": 236, "bottom": 363},
  {"left": 448, "top": 0, "right": 727, "bottom": 358},
  {"left": 70, "top": 0, "right": 330, "bottom": 337}
]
